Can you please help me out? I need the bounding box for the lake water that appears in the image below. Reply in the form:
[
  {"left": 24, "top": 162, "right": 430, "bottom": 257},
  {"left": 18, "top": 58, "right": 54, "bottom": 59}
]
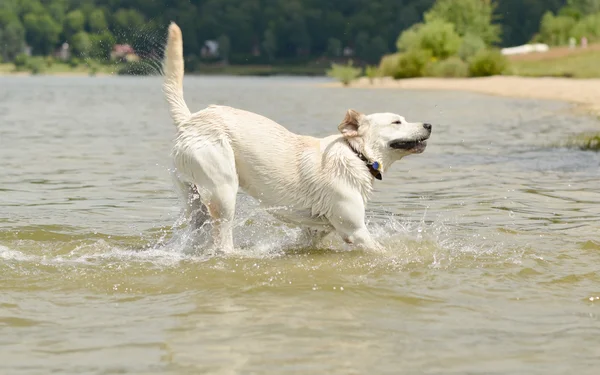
[{"left": 1, "top": 75, "right": 600, "bottom": 375}]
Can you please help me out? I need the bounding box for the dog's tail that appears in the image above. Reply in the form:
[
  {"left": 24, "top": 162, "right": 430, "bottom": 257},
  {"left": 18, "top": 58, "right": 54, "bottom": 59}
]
[{"left": 163, "top": 22, "right": 191, "bottom": 127}]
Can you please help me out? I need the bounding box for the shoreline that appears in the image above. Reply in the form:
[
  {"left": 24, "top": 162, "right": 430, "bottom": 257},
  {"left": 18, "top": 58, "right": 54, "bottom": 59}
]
[{"left": 322, "top": 76, "right": 600, "bottom": 118}]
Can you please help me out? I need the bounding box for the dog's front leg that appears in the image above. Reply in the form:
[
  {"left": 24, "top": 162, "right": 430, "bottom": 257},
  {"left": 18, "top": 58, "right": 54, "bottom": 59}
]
[{"left": 328, "top": 198, "right": 384, "bottom": 252}]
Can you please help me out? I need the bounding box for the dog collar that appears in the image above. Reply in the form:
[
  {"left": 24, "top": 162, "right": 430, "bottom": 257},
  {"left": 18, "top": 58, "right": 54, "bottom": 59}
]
[{"left": 347, "top": 142, "right": 382, "bottom": 180}]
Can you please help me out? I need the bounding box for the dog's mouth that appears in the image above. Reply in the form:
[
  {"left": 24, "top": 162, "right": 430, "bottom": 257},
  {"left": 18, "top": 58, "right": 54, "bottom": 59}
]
[{"left": 389, "top": 137, "right": 429, "bottom": 153}]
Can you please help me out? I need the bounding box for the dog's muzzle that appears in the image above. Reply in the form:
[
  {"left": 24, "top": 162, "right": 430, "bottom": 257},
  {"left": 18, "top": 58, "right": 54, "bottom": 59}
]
[{"left": 389, "top": 123, "right": 431, "bottom": 152}]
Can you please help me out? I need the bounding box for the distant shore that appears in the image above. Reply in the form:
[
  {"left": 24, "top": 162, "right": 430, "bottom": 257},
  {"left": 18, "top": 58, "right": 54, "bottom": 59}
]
[{"left": 323, "top": 76, "right": 600, "bottom": 118}]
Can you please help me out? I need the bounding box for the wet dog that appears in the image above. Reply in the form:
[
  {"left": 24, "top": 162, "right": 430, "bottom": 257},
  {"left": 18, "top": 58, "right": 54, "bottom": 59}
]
[{"left": 163, "top": 23, "right": 432, "bottom": 252}]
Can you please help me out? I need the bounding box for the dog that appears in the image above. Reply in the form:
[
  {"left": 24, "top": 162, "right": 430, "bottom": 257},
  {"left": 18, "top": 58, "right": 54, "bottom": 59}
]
[{"left": 163, "top": 23, "right": 432, "bottom": 252}]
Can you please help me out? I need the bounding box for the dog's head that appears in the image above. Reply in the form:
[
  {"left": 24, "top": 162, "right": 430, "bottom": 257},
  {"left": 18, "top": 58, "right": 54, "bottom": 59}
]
[{"left": 339, "top": 109, "right": 432, "bottom": 168}]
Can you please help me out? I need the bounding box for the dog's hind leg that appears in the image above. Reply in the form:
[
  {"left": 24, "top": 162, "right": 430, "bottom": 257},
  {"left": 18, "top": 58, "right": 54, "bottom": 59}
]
[
  {"left": 174, "top": 139, "right": 238, "bottom": 252},
  {"left": 172, "top": 173, "right": 209, "bottom": 229}
]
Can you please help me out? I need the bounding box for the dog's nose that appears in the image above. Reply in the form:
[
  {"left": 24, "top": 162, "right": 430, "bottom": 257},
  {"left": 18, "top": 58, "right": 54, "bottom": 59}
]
[{"left": 423, "top": 123, "right": 432, "bottom": 131}]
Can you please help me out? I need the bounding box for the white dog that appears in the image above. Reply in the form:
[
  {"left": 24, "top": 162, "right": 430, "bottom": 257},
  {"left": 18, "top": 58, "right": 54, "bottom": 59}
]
[{"left": 163, "top": 23, "right": 432, "bottom": 252}]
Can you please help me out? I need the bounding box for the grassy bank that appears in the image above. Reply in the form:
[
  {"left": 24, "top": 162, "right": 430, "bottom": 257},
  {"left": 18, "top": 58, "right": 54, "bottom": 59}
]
[
  {"left": 0, "top": 61, "right": 329, "bottom": 77},
  {"left": 508, "top": 46, "right": 600, "bottom": 78},
  {"left": 194, "top": 64, "right": 327, "bottom": 76},
  {"left": 0, "top": 62, "right": 116, "bottom": 76}
]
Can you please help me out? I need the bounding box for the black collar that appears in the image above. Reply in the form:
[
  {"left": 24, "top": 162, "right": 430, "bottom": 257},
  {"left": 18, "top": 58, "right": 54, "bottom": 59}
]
[{"left": 346, "top": 142, "right": 382, "bottom": 180}]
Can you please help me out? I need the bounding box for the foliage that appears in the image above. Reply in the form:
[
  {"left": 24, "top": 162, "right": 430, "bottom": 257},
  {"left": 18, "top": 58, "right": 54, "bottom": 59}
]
[
  {"left": 68, "top": 57, "right": 81, "bottom": 68},
  {"left": 71, "top": 31, "right": 92, "bottom": 57},
  {"left": 87, "top": 60, "right": 100, "bottom": 76},
  {"left": 378, "top": 53, "right": 402, "bottom": 77},
  {"left": 88, "top": 9, "right": 107, "bottom": 32},
  {"left": 13, "top": 53, "right": 28, "bottom": 70},
  {"left": 458, "top": 33, "right": 486, "bottom": 60},
  {"left": 326, "top": 38, "right": 342, "bottom": 57},
  {"left": 396, "top": 20, "right": 462, "bottom": 60},
  {"left": 570, "top": 13, "right": 600, "bottom": 42},
  {"left": 0, "top": 0, "right": 579, "bottom": 71},
  {"left": 537, "top": 7, "right": 600, "bottom": 45},
  {"left": 0, "top": 20, "right": 25, "bottom": 61},
  {"left": 326, "top": 60, "right": 362, "bottom": 86},
  {"left": 64, "top": 10, "right": 85, "bottom": 37},
  {"left": 567, "top": 0, "right": 600, "bottom": 14},
  {"left": 468, "top": 49, "right": 508, "bottom": 77},
  {"left": 538, "top": 11, "right": 578, "bottom": 45},
  {"left": 217, "top": 34, "right": 231, "bottom": 63},
  {"left": 565, "top": 132, "right": 600, "bottom": 151},
  {"left": 26, "top": 56, "right": 46, "bottom": 74},
  {"left": 426, "top": 56, "right": 469, "bottom": 77},
  {"left": 393, "top": 49, "right": 432, "bottom": 79},
  {"left": 496, "top": 0, "right": 565, "bottom": 47},
  {"left": 364, "top": 65, "right": 379, "bottom": 83},
  {"left": 117, "top": 61, "right": 154, "bottom": 76},
  {"left": 424, "top": 0, "right": 501, "bottom": 44}
]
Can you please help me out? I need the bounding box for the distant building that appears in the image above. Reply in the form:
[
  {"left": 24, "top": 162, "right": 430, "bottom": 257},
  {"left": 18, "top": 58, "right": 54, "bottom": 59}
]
[
  {"left": 54, "top": 43, "right": 70, "bottom": 61},
  {"left": 111, "top": 44, "right": 139, "bottom": 62},
  {"left": 201, "top": 40, "right": 219, "bottom": 58}
]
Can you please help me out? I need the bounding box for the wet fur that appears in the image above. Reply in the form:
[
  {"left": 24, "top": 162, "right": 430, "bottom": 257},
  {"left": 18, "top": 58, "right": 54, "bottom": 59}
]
[{"left": 163, "top": 23, "right": 432, "bottom": 252}]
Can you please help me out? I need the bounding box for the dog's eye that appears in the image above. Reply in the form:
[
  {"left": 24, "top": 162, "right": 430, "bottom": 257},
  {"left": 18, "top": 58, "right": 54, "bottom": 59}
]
[{"left": 392, "top": 120, "right": 402, "bottom": 124}]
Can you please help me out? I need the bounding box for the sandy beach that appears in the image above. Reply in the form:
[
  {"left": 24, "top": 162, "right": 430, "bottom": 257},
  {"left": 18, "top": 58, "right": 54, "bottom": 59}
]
[{"left": 324, "top": 76, "right": 600, "bottom": 118}]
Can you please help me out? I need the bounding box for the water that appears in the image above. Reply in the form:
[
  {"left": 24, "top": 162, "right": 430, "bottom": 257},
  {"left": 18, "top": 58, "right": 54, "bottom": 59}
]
[{"left": 1, "top": 75, "right": 600, "bottom": 374}]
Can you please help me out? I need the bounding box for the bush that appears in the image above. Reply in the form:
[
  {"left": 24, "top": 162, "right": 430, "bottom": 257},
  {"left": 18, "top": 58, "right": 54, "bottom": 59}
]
[
  {"left": 378, "top": 53, "right": 402, "bottom": 77},
  {"left": 565, "top": 133, "right": 600, "bottom": 151},
  {"left": 396, "top": 19, "right": 462, "bottom": 59},
  {"left": 13, "top": 53, "right": 29, "bottom": 70},
  {"left": 538, "top": 11, "right": 577, "bottom": 45},
  {"left": 45, "top": 56, "right": 55, "bottom": 67},
  {"left": 423, "top": 0, "right": 501, "bottom": 44},
  {"left": 68, "top": 57, "right": 81, "bottom": 68},
  {"left": 396, "top": 24, "right": 421, "bottom": 52},
  {"left": 571, "top": 13, "right": 600, "bottom": 42},
  {"left": 87, "top": 61, "right": 100, "bottom": 76},
  {"left": 364, "top": 65, "right": 379, "bottom": 83},
  {"left": 26, "top": 57, "right": 46, "bottom": 75},
  {"left": 468, "top": 49, "right": 509, "bottom": 77},
  {"left": 426, "top": 57, "right": 469, "bottom": 77},
  {"left": 458, "top": 33, "right": 486, "bottom": 61},
  {"left": 117, "top": 61, "right": 154, "bottom": 76},
  {"left": 393, "top": 49, "right": 432, "bottom": 79},
  {"left": 326, "top": 60, "right": 362, "bottom": 86}
]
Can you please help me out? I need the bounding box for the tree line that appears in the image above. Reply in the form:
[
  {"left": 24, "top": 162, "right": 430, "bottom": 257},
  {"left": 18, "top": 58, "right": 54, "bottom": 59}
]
[{"left": 0, "top": 0, "right": 580, "bottom": 67}]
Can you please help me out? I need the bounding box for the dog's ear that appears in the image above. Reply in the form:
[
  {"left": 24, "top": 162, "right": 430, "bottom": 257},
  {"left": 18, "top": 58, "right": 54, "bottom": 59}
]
[{"left": 338, "top": 109, "right": 365, "bottom": 138}]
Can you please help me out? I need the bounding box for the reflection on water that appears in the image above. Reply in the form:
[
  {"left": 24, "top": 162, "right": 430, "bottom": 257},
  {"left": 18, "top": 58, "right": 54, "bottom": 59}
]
[{"left": 1, "top": 76, "right": 600, "bottom": 374}]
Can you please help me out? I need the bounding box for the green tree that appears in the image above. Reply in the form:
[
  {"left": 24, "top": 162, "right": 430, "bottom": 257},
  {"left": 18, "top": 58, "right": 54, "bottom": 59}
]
[
  {"left": 355, "top": 31, "right": 370, "bottom": 60},
  {"left": 112, "top": 8, "right": 145, "bottom": 39},
  {"left": 262, "top": 28, "right": 277, "bottom": 60},
  {"left": 397, "top": 19, "right": 462, "bottom": 59},
  {"left": 0, "top": 21, "right": 25, "bottom": 61},
  {"left": 567, "top": 0, "right": 600, "bottom": 14},
  {"left": 16, "top": 0, "right": 44, "bottom": 17},
  {"left": 424, "top": 0, "right": 501, "bottom": 44},
  {"left": 538, "top": 11, "right": 577, "bottom": 45},
  {"left": 23, "top": 13, "right": 61, "bottom": 55},
  {"left": 88, "top": 9, "right": 108, "bottom": 32},
  {"left": 64, "top": 10, "right": 85, "bottom": 37},
  {"left": 71, "top": 31, "right": 92, "bottom": 57},
  {"left": 326, "top": 37, "right": 342, "bottom": 57},
  {"left": 89, "top": 30, "right": 116, "bottom": 61},
  {"left": 217, "top": 34, "right": 231, "bottom": 64}
]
